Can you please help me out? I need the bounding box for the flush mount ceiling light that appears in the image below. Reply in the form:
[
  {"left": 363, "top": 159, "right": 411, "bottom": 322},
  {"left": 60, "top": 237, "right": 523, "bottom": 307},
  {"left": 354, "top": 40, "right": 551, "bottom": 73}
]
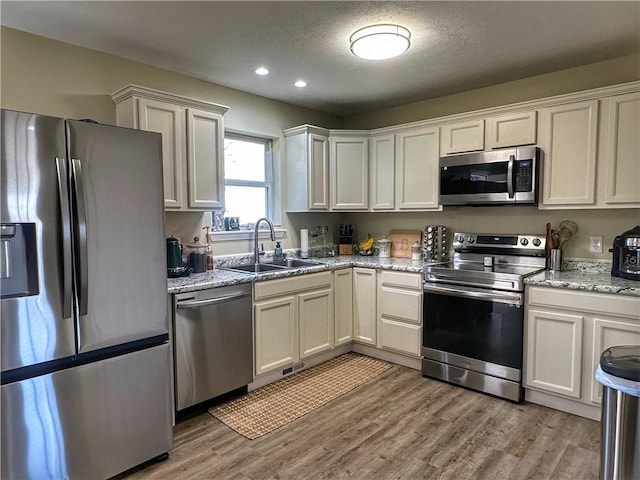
[
  {"left": 350, "top": 24, "right": 411, "bottom": 60},
  {"left": 294, "top": 80, "right": 308, "bottom": 88},
  {"left": 255, "top": 67, "right": 269, "bottom": 75}
]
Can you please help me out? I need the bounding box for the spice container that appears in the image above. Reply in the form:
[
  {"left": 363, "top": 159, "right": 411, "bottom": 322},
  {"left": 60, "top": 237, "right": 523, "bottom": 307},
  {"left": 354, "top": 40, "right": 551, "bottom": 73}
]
[{"left": 185, "top": 237, "right": 208, "bottom": 273}]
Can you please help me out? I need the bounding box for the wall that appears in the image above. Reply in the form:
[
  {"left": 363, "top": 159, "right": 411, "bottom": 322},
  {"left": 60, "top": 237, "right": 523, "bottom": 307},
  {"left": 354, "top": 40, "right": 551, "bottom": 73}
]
[
  {"left": 2, "top": 27, "right": 638, "bottom": 261},
  {"left": 342, "top": 54, "right": 640, "bottom": 130},
  {"left": 0, "top": 27, "right": 343, "bottom": 254}
]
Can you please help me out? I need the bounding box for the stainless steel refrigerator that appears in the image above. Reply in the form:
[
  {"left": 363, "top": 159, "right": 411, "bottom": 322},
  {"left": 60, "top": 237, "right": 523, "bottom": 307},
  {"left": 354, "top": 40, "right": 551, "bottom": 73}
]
[{"left": 1, "top": 109, "right": 173, "bottom": 479}]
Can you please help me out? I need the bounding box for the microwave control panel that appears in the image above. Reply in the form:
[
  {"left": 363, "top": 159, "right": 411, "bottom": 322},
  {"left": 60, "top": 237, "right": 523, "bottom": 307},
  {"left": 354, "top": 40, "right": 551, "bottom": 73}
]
[{"left": 514, "top": 160, "right": 534, "bottom": 192}]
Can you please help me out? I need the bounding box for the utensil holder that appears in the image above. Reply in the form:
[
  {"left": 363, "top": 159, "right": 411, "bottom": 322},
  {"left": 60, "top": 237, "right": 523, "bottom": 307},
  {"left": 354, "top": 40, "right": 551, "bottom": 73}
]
[{"left": 548, "top": 248, "right": 563, "bottom": 271}]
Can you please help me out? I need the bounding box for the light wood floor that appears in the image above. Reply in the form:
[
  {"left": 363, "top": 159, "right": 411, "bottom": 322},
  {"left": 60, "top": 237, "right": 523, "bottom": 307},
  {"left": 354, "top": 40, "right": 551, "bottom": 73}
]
[{"left": 129, "top": 364, "right": 600, "bottom": 480}]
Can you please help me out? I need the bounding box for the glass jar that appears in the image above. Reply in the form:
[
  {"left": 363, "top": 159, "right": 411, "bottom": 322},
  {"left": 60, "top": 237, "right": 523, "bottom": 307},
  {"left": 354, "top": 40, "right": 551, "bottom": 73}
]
[{"left": 184, "top": 237, "right": 208, "bottom": 273}]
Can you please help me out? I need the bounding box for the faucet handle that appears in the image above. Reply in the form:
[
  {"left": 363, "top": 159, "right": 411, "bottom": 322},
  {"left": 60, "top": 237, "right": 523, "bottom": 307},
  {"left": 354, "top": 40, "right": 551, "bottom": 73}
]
[{"left": 258, "top": 243, "right": 265, "bottom": 256}]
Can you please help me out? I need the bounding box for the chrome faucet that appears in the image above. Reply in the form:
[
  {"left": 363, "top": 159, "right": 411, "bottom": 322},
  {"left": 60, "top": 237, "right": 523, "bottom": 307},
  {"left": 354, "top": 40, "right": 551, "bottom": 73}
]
[{"left": 254, "top": 217, "right": 276, "bottom": 263}]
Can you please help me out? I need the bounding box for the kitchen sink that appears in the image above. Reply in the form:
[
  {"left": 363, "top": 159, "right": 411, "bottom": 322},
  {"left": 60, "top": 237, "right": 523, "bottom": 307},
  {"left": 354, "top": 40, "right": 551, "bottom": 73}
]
[
  {"left": 265, "top": 259, "right": 324, "bottom": 268},
  {"left": 222, "top": 263, "right": 288, "bottom": 274},
  {"left": 221, "top": 259, "right": 324, "bottom": 274}
]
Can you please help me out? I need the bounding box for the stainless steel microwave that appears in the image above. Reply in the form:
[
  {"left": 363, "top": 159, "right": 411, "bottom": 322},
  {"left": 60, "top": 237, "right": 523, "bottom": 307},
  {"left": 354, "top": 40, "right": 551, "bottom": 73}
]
[{"left": 439, "top": 146, "right": 541, "bottom": 206}]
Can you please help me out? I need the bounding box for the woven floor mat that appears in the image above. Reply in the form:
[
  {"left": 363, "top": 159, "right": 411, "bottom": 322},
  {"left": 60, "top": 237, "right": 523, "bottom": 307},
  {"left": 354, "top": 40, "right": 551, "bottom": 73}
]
[{"left": 208, "top": 353, "right": 392, "bottom": 439}]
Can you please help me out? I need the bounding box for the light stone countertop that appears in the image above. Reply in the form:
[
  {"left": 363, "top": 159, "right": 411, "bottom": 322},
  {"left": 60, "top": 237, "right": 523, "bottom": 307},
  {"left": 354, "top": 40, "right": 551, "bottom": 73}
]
[
  {"left": 168, "top": 254, "right": 640, "bottom": 297},
  {"left": 167, "top": 254, "right": 429, "bottom": 294}
]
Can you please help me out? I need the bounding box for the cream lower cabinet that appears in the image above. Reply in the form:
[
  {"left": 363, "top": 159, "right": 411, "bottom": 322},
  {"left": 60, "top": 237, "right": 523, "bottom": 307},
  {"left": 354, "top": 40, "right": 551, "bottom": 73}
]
[
  {"left": 377, "top": 271, "right": 422, "bottom": 356},
  {"left": 112, "top": 85, "right": 228, "bottom": 211},
  {"left": 525, "top": 286, "right": 640, "bottom": 412},
  {"left": 334, "top": 269, "right": 354, "bottom": 346},
  {"left": 353, "top": 268, "right": 377, "bottom": 345},
  {"left": 253, "top": 272, "right": 333, "bottom": 376}
]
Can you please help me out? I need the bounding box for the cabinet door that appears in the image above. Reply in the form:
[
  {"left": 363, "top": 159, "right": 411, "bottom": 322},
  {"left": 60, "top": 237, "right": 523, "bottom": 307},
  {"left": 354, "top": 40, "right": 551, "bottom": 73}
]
[
  {"left": 440, "top": 119, "right": 485, "bottom": 154},
  {"left": 525, "top": 308, "right": 584, "bottom": 398},
  {"left": 186, "top": 108, "right": 225, "bottom": 209},
  {"left": 379, "top": 286, "right": 422, "bottom": 324},
  {"left": 539, "top": 100, "right": 598, "bottom": 207},
  {"left": 334, "top": 269, "right": 354, "bottom": 346},
  {"left": 370, "top": 134, "right": 395, "bottom": 210},
  {"left": 136, "top": 98, "right": 184, "bottom": 209},
  {"left": 254, "top": 296, "right": 297, "bottom": 376},
  {"left": 395, "top": 127, "right": 440, "bottom": 209},
  {"left": 589, "top": 317, "right": 640, "bottom": 404},
  {"left": 602, "top": 92, "right": 640, "bottom": 205},
  {"left": 379, "top": 318, "right": 421, "bottom": 356},
  {"left": 330, "top": 136, "right": 368, "bottom": 210},
  {"left": 487, "top": 111, "right": 537, "bottom": 149},
  {"left": 299, "top": 288, "right": 334, "bottom": 359},
  {"left": 308, "top": 133, "right": 330, "bottom": 210},
  {"left": 353, "top": 268, "right": 377, "bottom": 345}
]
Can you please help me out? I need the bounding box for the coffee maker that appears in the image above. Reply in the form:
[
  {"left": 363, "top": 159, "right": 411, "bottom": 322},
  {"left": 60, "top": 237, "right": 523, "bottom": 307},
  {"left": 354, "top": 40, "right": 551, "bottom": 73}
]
[{"left": 611, "top": 226, "right": 640, "bottom": 281}]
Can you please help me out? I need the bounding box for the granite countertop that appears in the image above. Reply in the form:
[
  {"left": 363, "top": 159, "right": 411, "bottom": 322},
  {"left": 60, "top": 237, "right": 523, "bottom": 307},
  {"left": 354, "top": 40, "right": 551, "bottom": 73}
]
[
  {"left": 524, "top": 260, "right": 640, "bottom": 297},
  {"left": 167, "top": 254, "right": 428, "bottom": 294},
  {"left": 169, "top": 254, "right": 640, "bottom": 297}
]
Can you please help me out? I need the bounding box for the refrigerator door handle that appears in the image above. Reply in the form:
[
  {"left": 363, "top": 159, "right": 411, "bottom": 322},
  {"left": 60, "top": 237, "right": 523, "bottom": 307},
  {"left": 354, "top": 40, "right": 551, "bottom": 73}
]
[
  {"left": 56, "top": 157, "right": 73, "bottom": 319},
  {"left": 71, "top": 158, "right": 88, "bottom": 316}
]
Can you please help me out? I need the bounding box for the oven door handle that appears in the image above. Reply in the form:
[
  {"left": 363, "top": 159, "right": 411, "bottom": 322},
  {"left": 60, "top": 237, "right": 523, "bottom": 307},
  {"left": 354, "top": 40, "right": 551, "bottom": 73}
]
[{"left": 423, "top": 283, "right": 522, "bottom": 306}]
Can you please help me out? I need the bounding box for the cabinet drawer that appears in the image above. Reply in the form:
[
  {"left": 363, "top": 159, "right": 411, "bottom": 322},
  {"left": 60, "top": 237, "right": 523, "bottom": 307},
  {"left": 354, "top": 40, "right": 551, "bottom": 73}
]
[
  {"left": 380, "top": 270, "right": 422, "bottom": 290},
  {"left": 379, "top": 286, "right": 422, "bottom": 324},
  {"left": 380, "top": 318, "right": 421, "bottom": 356},
  {"left": 254, "top": 271, "right": 332, "bottom": 300},
  {"left": 527, "top": 286, "right": 640, "bottom": 319}
]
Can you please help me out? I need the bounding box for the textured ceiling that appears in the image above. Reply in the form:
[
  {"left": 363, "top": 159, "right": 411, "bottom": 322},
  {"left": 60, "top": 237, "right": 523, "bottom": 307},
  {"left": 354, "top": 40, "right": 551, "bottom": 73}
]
[{"left": 2, "top": 1, "right": 639, "bottom": 116}]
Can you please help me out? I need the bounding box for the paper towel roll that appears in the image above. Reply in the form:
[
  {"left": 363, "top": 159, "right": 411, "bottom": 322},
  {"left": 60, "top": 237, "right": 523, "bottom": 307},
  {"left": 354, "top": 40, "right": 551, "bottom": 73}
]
[{"left": 300, "top": 228, "right": 309, "bottom": 258}]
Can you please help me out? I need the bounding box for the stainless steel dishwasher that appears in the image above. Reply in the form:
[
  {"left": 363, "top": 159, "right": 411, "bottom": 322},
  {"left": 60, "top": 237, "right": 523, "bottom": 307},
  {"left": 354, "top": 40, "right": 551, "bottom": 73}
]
[{"left": 173, "top": 283, "right": 253, "bottom": 411}]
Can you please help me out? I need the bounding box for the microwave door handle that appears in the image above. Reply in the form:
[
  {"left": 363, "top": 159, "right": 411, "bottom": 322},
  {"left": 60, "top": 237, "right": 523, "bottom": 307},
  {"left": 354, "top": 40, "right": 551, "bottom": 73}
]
[
  {"left": 507, "top": 154, "right": 515, "bottom": 199},
  {"left": 56, "top": 157, "right": 73, "bottom": 319},
  {"left": 71, "top": 158, "right": 88, "bottom": 316}
]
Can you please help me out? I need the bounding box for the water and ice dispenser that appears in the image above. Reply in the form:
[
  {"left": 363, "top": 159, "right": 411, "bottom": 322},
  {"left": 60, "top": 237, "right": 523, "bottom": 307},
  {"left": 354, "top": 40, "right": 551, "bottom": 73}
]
[{"left": 0, "top": 223, "right": 39, "bottom": 299}]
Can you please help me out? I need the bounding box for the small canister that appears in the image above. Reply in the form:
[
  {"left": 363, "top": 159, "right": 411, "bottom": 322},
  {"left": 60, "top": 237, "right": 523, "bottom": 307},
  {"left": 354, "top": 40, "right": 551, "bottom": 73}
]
[
  {"left": 411, "top": 242, "right": 422, "bottom": 261},
  {"left": 377, "top": 237, "right": 391, "bottom": 258}
]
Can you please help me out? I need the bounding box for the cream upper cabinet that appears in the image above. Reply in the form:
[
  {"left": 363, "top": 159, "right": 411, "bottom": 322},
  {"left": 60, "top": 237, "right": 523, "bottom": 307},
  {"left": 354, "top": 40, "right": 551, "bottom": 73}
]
[
  {"left": 369, "top": 133, "right": 395, "bottom": 210},
  {"left": 334, "top": 269, "right": 354, "bottom": 346},
  {"left": 353, "top": 267, "right": 377, "bottom": 345},
  {"left": 330, "top": 135, "right": 369, "bottom": 210},
  {"left": 599, "top": 92, "right": 640, "bottom": 206},
  {"left": 186, "top": 108, "right": 225, "bottom": 209},
  {"left": 284, "top": 125, "right": 330, "bottom": 212},
  {"left": 440, "top": 119, "right": 485, "bottom": 155},
  {"left": 395, "top": 126, "right": 440, "bottom": 210},
  {"left": 112, "top": 85, "right": 228, "bottom": 211},
  {"left": 487, "top": 111, "right": 537, "bottom": 149},
  {"left": 538, "top": 100, "right": 599, "bottom": 208}
]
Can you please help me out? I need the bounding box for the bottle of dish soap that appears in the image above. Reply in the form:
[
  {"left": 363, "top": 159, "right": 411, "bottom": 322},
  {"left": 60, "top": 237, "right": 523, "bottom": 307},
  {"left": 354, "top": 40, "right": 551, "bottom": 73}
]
[{"left": 274, "top": 241, "right": 283, "bottom": 260}]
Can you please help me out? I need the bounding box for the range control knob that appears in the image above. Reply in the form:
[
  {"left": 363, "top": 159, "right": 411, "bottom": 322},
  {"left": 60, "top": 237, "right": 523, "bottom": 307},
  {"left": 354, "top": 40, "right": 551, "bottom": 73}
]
[
  {"left": 532, "top": 238, "right": 542, "bottom": 247},
  {"left": 467, "top": 236, "right": 475, "bottom": 243},
  {"left": 457, "top": 234, "right": 465, "bottom": 243},
  {"left": 520, "top": 238, "right": 529, "bottom": 246}
]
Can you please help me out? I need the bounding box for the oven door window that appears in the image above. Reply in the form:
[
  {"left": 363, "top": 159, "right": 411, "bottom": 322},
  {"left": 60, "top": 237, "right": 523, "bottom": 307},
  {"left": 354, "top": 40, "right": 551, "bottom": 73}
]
[
  {"left": 423, "top": 292, "right": 523, "bottom": 369},
  {"left": 440, "top": 162, "right": 509, "bottom": 195}
]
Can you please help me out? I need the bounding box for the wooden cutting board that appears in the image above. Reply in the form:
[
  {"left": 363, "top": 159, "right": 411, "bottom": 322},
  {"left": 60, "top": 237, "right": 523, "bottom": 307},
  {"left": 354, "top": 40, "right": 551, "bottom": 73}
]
[{"left": 388, "top": 230, "right": 422, "bottom": 258}]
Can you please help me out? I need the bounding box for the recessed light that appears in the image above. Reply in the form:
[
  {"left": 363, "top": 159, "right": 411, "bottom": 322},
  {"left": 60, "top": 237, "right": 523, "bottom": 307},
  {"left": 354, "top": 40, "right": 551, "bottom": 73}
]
[
  {"left": 255, "top": 67, "right": 269, "bottom": 75},
  {"left": 294, "top": 80, "right": 308, "bottom": 88},
  {"left": 350, "top": 24, "right": 411, "bottom": 60}
]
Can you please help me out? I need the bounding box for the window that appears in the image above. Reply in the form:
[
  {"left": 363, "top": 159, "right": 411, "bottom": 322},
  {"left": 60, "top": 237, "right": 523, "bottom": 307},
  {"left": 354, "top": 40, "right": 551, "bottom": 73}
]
[{"left": 223, "top": 133, "right": 272, "bottom": 225}]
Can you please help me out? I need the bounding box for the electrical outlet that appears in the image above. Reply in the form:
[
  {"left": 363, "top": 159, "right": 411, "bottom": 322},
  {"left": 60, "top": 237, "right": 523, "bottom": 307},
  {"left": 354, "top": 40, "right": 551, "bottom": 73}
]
[{"left": 589, "top": 235, "right": 603, "bottom": 253}]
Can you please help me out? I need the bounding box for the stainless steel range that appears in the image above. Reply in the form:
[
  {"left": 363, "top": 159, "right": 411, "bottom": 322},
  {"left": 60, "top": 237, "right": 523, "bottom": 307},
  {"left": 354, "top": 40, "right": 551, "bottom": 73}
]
[{"left": 422, "top": 232, "right": 546, "bottom": 402}]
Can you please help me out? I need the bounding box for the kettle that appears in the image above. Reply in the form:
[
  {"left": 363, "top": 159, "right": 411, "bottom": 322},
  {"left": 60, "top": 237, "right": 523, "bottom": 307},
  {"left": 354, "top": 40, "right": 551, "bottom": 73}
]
[
  {"left": 611, "top": 225, "right": 640, "bottom": 281},
  {"left": 166, "top": 236, "right": 190, "bottom": 278}
]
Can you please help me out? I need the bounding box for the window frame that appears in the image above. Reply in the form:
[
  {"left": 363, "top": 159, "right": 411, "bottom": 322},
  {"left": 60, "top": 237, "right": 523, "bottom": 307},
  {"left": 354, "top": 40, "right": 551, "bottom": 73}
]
[{"left": 223, "top": 132, "right": 274, "bottom": 223}]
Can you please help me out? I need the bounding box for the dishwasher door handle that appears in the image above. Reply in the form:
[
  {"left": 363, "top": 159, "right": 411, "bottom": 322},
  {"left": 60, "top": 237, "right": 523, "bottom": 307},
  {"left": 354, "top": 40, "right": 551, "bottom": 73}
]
[{"left": 176, "top": 292, "right": 251, "bottom": 309}]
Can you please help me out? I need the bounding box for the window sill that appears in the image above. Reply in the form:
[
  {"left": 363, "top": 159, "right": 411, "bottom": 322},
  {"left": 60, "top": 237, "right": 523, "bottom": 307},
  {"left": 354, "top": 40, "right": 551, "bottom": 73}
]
[{"left": 209, "top": 228, "right": 287, "bottom": 242}]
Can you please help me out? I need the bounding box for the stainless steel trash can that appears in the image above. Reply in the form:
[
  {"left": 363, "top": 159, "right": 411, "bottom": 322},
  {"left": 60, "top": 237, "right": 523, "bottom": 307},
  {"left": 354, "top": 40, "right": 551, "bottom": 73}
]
[{"left": 596, "top": 345, "right": 640, "bottom": 480}]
